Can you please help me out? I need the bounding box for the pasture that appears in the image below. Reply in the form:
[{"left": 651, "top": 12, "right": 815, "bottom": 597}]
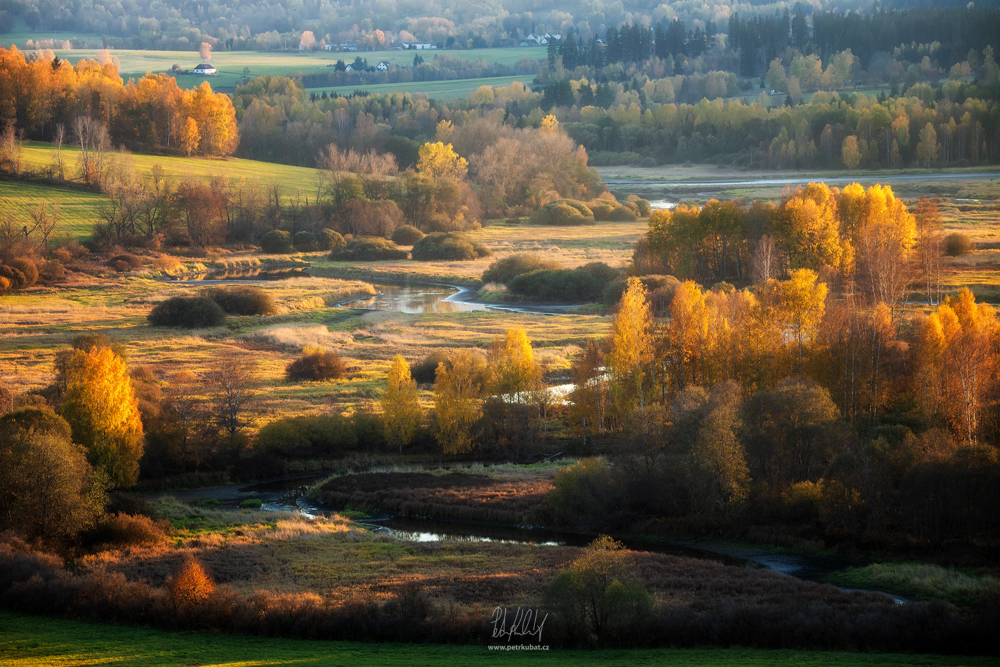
[{"left": 313, "top": 74, "right": 537, "bottom": 100}]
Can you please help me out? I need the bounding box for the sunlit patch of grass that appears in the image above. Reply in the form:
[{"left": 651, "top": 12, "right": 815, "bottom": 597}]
[{"left": 826, "top": 562, "right": 1000, "bottom": 607}]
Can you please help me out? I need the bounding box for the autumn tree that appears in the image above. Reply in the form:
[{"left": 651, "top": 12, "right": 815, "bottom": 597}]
[
  {"left": 568, "top": 340, "right": 611, "bottom": 442},
  {"left": 917, "top": 288, "right": 999, "bottom": 446},
  {"left": 170, "top": 556, "right": 215, "bottom": 611},
  {"left": 776, "top": 183, "right": 848, "bottom": 274},
  {"left": 485, "top": 327, "right": 541, "bottom": 403},
  {"left": 842, "top": 136, "right": 862, "bottom": 169},
  {"left": 915, "top": 196, "right": 945, "bottom": 305},
  {"left": 690, "top": 380, "right": 750, "bottom": 514},
  {"left": 607, "top": 277, "right": 654, "bottom": 416},
  {"left": 59, "top": 346, "right": 144, "bottom": 488},
  {"left": 381, "top": 355, "right": 422, "bottom": 453},
  {"left": 434, "top": 349, "right": 485, "bottom": 454},
  {"left": 0, "top": 407, "right": 105, "bottom": 541},
  {"left": 916, "top": 122, "right": 939, "bottom": 167},
  {"left": 181, "top": 117, "right": 200, "bottom": 156},
  {"left": 841, "top": 183, "right": 917, "bottom": 321},
  {"left": 780, "top": 269, "right": 828, "bottom": 376},
  {"left": 416, "top": 141, "right": 468, "bottom": 181}
]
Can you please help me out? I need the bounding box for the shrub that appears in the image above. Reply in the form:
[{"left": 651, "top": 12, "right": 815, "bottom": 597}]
[
  {"left": 254, "top": 413, "right": 386, "bottom": 457},
  {"left": 317, "top": 228, "right": 347, "bottom": 250},
  {"left": 239, "top": 498, "right": 263, "bottom": 509},
  {"left": 71, "top": 332, "right": 128, "bottom": 358},
  {"left": 202, "top": 286, "right": 278, "bottom": 316},
  {"left": 411, "top": 232, "right": 492, "bottom": 261},
  {"left": 8, "top": 257, "right": 39, "bottom": 285},
  {"left": 508, "top": 263, "right": 620, "bottom": 303},
  {"left": 170, "top": 557, "right": 215, "bottom": 610},
  {"left": 0, "top": 263, "right": 27, "bottom": 289},
  {"left": 528, "top": 200, "right": 595, "bottom": 226},
  {"left": 411, "top": 350, "right": 450, "bottom": 384},
  {"left": 328, "top": 237, "right": 408, "bottom": 261},
  {"left": 84, "top": 512, "right": 169, "bottom": 548},
  {"left": 481, "top": 253, "right": 562, "bottom": 285},
  {"left": 260, "top": 230, "right": 293, "bottom": 254},
  {"left": 286, "top": 349, "right": 347, "bottom": 381},
  {"left": 148, "top": 296, "right": 227, "bottom": 328},
  {"left": 608, "top": 206, "right": 638, "bottom": 221},
  {"left": 546, "top": 458, "right": 619, "bottom": 526},
  {"left": 626, "top": 195, "right": 652, "bottom": 217},
  {"left": 945, "top": 232, "right": 975, "bottom": 257},
  {"left": 588, "top": 201, "right": 617, "bottom": 221},
  {"left": 40, "top": 259, "right": 65, "bottom": 282},
  {"left": 391, "top": 224, "right": 425, "bottom": 245},
  {"left": 293, "top": 231, "right": 317, "bottom": 251},
  {"left": 108, "top": 253, "right": 142, "bottom": 272}
]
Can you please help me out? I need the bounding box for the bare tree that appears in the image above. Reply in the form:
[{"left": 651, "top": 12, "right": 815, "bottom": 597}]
[
  {"left": 915, "top": 197, "right": 945, "bottom": 305},
  {"left": 28, "top": 202, "right": 60, "bottom": 250},
  {"left": 752, "top": 234, "right": 778, "bottom": 284},
  {"left": 207, "top": 351, "right": 258, "bottom": 443},
  {"left": 72, "top": 117, "right": 111, "bottom": 187},
  {"left": 53, "top": 123, "right": 66, "bottom": 179},
  {"left": 0, "top": 124, "right": 24, "bottom": 177}
]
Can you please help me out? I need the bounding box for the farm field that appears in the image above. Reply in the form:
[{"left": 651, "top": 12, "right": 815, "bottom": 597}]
[
  {"left": 7, "top": 46, "right": 544, "bottom": 89},
  {"left": 313, "top": 74, "right": 537, "bottom": 100},
  {"left": 0, "top": 180, "right": 105, "bottom": 241},
  {"left": 1, "top": 611, "right": 985, "bottom": 667}
]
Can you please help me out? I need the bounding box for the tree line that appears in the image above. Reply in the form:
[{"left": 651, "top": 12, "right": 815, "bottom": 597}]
[{"left": 0, "top": 47, "right": 238, "bottom": 157}]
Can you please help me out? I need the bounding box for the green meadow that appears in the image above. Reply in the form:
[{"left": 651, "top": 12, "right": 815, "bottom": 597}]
[
  {"left": 0, "top": 180, "right": 105, "bottom": 241},
  {"left": 313, "top": 74, "right": 537, "bottom": 100},
  {"left": 0, "top": 611, "right": 989, "bottom": 667}
]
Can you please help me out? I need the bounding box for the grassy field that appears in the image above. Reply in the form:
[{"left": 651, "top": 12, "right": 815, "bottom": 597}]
[
  {"left": 18, "top": 142, "right": 323, "bottom": 193},
  {"left": 8, "top": 46, "right": 544, "bottom": 90},
  {"left": 3, "top": 611, "right": 988, "bottom": 667},
  {"left": 313, "top": 74, "right": 536, "bottom": 100},
  {"left": 826, "top": 563, "right": 1000, "bottom": 607},
  {"left": 0, "top": 180, "right": 106, "bottom": 241}
]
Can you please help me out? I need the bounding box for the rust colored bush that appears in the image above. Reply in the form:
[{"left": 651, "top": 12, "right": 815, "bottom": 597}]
[
  {"left": 84, "top": 513, "right": 169, "bottom": 549},
  {"left": 170, "top": 557, "right": 215, "bottom": 610},
  {"left": 286, "top": 349, "right": 347, "bottom": 382},
  {"left": 109, "top": 253, "right": 143, "bottom": 271}
]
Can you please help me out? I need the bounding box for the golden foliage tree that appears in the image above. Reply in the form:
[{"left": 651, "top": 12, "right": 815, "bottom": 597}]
[
  {"left": 607, "top": 277, "right": 654, "bottom": 414},
  {"left": 691, "top": 380, "right": 750, "bottom": 513},
  {"left": 416, "top": 141, "right": 468, "bottom": 181},
  {"left": 917, "top": 288, "right": 999, "bottom": 446},
  {"left": 434, "top": 349, "right": 485, "bottom": 454},
  {"left": 780, "top": 269, "right": 828, "bottom": 376},
  {"left": 180, "top": 117, "right": 200, "bottom": 157},
  {"left": 59, "top": 346, "right": 144, "bottom": 488},
  {"left": 776, "top": 182, "right": 849, "bottom": 273},
  {"left": 381, "top": 355, "right": 422, "bottom": 453},
  {"left": 485, "top": 327, "right": 541, "bottom": 403}
]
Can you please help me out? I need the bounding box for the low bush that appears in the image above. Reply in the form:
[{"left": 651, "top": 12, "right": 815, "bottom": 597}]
[
  {"left": 391, "top": 225, "right": 425, "bottom": 245},
  {"left": 239, "top": 498, "right": 263, "bottom": 509},
  {"left": 508, "top": 263, "right": 620, "bottom": 303},
  {"left": 39, "top": 259, "right": 65, "bottom": 282},
  {"left": 109, "top": 253, "right": 143, "bottom": 272},
  {"left": 293, "top": 232, "right": 317, "bottom": 251},
  {"left": 286, "top": 349, "right": 348, "bottom": 381},
  {"left": 318, "top": 229, "right": 346, "bottom": 250},
  {"left": 148, "top": 296, "right": 227, "bottom": 328},
  {"left": 202, "top": 287, "right": 278, "bottom": 316},
  {"left": 945, "top": 232, "right": 975, "bottom": 257},
  {"left": 259, "top": 230, "right": 293, "bottom": 254},
  {"left": 481, "top": 253, "right": 562, "bottom": 285},
  {"left": 328, "top": 237, "right": 408, "bottom": 261},
  {"left": 411, "top": 350, "right": 451, "bottom": 384},
  {"left": 411, "top": 232, "right": 492, "bottom": 261},
  {"left": 9, "top": 257, "right": 40, "bottom": 284},
  {"left": 608, "top": 205, "right": 638, "bottom": 221},
  {"left": 0, "top": 257, "right": 39, "bottom": 290},
  {"left": 82, "top": 513, "right": 169, "bottom": 549},
  {"left": 626, "top": 195, "right": 652, "bottom": 217},
  {"left": 528, "top": 200, "right": 595, "bottom": 226}
]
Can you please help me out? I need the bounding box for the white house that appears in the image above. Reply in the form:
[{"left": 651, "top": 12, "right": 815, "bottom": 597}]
[
  {"left": 324, "top": 44, "right": 334, "bottom": 51},
  {"left": 406, "top": 42, "right": 432, "bottom": 50},
  {"left": 344, "top": 64, "right": 354, "bottom": 72},
  {"left": 375, "top": 60, "right": 389, "bottom": 71},
  {"left": 193, "top": 63, "right": 217, "bottom": 75}
]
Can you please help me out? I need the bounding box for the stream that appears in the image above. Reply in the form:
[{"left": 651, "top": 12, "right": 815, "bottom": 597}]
[{"left": 166, "top": 473, "right": 904, "bottom": 603}]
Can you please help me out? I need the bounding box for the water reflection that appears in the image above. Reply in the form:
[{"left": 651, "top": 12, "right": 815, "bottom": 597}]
[
  {"left": 340, "top": 283, "right": 490, "bottom": 314},
  {"left": 169, "top": 268, "right": 308, "bottom": 282}
]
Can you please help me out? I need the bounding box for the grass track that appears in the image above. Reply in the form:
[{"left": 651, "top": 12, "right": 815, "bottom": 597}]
[
  {"left": 0, "top": 611, "right": 990, "bottom": 666},
  {"left": 313, "top": 75, "right": 536, "bottom": 100}
]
